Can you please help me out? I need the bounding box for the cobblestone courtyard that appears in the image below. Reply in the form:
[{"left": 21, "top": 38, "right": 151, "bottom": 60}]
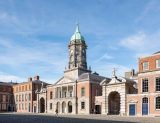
[{"left": 0, "top": 113, "right": 159, "bottom": 123}]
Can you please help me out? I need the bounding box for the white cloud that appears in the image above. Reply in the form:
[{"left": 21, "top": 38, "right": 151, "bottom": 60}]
[
  {"left": 120, "top": 31, "right": 160, "bottom": 58},
  {"left": 0, "top": 38, "right": 66, "bottom": 65},
  {"left": 95, "top": 53, "right": 114, "bottom": 63},
  {"left": 120, "top": 31, "right": 146, "bottom": 51},
  {"left": 0, "top": 71, "right": 25, "bottom": 82}
]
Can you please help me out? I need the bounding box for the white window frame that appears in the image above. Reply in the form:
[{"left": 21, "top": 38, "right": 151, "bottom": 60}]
[
  {"left": 156, "top": 59, "right": 160, "bottom": 68},
  {"left": 143, "top": 62, "right": 149, "bottom": 71},
  {"left": 81, "top": 102, "right": 85, "bottom": 109},
  {"left": 155, "top": 77, "right": 160, "bottom": 92},
  {"left": 142, "top": 78, "right": 149, "bottom": 93}
]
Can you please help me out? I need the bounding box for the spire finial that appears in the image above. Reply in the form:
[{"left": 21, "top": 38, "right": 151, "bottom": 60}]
[
  {"left": 75, "top": 23, "right": 80, "bottom": 33},
  {"left": 112, "top": 68, "right": 116, "bottom": 77}
]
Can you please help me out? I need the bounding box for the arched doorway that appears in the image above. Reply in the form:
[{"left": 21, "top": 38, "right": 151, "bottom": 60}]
[
  {"left": 56, "top": 102, "right": 60, "bottom": 113},
  {"left": 108, "top": 91, "right": 120, "bottom": 115},
  {"left": 62, "top": 101, "right": 66, "bottom": 113},
  {"left": 142, "top": 97, "right": 148, "bottom": 115},
  {"left": 40, "top": 98, "right": 45, "bottom": 113},
  {"left": 68, "top": 101, "right": 72, "bottom": 113}
]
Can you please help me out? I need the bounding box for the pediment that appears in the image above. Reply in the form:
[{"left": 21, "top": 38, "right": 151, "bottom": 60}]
[
  {"left": 55, "top": 76, "right": 76, "bottom": 85},
  {"left": 107, "top": 76, "right": 127, "bottom": 85}
]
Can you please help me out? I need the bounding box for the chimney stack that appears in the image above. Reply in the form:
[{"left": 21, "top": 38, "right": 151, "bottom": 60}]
[
  {"left": 28, "top": 77, "right": 32, "bottom": 82},
  {"left": 34, "top": 75, "right": 40, "bottom": 81}
]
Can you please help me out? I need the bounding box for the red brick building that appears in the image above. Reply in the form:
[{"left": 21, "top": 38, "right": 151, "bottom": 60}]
[
  {"left": 126, "top": 52, "right": 160, "bottom": 116},
  {"left": 0, "top": 82, "right": 15, "bottom": 112}
]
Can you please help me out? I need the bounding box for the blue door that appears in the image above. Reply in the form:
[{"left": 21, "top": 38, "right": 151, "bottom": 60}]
[
  {"left": 142, "top": 103, "right": 148, "bottom": 115},
  {"left": 142, "top": 97, "right": 148, "bottom": 115},
  {"left": 129, "top": 104, "right": 135, "bottom": 116}
]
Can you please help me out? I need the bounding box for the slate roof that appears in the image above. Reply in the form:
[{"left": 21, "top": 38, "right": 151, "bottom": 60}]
[
  {"left": 0, "top": 82, "right": 16, "bottom": 86},
  {"left": 154, "top": 51, "right": 160, "bottom": 54},
  {"left": 78, "top": 72, "right": 109, "bottom": 83}
]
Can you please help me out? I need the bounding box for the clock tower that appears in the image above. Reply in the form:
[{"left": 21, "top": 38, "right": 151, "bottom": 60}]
[{"left": 68, "top": 24, "right": 87, "bottom": 70}]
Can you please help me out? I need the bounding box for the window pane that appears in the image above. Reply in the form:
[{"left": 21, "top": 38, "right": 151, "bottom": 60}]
[
  {"left": 156, "top": 77, "right": 160, "bottom": 91},
  {"left": 81, "top": 88, "right": 85, "bottom": 97},
  {"left": 156, "top": 59, "right": 160, "bottom": 68},
  {"left": 50, "top": 103, "right": 52, "bottom": 109},
  {"left": 156, "top": 97, "right": 160, "bottom": 109},
  {"left": 50, "top": 92, "right": 53, "bottom": 99},
  {"left": 143, "top": 62, "right": 149, "bottom": 70},
  {"left": 81, "top": 102, "right": 85, "bottom": 109},
  {"left": 142, "top": 97, "right": 148, "bottom": 103},
  {"left": 142, "top": 79, "right": 148, "bottom": 92}
]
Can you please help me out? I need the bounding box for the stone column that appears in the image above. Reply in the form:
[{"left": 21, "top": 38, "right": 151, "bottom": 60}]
[
  {"left": 73, "top": 85, "right": 75, "bottom": 97},
  {"left": 37, "top": 93, "right": 39, "bottom": 113},
  {"left": 120, "top": 93, "right": 126, "bottom": 116},
  {"left": 61, "top": 87, "right": 63, "bottom": 98},
  {"left": 67, "top": 85, "right": 68, "bottom": 98}
]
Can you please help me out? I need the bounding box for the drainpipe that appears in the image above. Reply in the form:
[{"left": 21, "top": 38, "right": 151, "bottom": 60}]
[
  {"left": 75, "top": 80, "right": 78, "bottom": 114},
  {"left": 90, "top": 83, "right": 92, "bottom": 114}
]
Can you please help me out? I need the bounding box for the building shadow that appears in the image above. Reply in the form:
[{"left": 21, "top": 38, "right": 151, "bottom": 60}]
[{"left": 0, "top": 113, "right": 138, "bottom": 123}]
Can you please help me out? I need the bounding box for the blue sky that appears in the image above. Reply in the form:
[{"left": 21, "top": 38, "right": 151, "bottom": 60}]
[{"left": 0, "top": 0, "right": 160, "bottom": 83}]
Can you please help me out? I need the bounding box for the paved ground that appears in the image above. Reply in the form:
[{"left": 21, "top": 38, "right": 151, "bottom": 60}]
[{"left": 0, "top": 113, "right": 160, "bottom": 123}]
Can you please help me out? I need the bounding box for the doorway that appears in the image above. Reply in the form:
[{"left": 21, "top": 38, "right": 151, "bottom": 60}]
[
  {"left": 40, "top": 98, "right": 45, "bottom": 113},
  {"left": 108, "top": 91, "right": 120, "bottom": 115}
]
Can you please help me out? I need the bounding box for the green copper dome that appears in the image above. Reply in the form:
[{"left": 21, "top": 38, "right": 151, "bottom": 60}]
[{"left": 70, "top": 24, "right": 85, "bottom": 42}]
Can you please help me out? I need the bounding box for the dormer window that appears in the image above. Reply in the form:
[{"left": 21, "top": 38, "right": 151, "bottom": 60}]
[
  {"left": 143, "top": 62, "right": 149, "bottom": 71},
  {"left": 156, "top": 59, "right": 160, "bottom": 68}
]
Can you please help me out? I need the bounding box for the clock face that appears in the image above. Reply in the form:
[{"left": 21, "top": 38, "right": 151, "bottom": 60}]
[
  {"left": 70, "top": 50, "right": 73, "bottom": 54},
  {"left": 70, "top": 55, "right": 74, "bottom": 62},
  {"left": 70, "top": 50, "right": 74, "bottom": 62}
]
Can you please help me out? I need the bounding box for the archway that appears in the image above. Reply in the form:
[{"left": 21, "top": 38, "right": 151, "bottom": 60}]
[
  {"left": 62, "top": 101, "right": 66, "bottom": 113},
  {"left": 40, "top": 98, "right": 45, "bottom": 113},
  {"left": 56, "top": 102, "right": 60, "bottom": 113},
  {"left": 108, "top": 91, "right": 120, "bottom": 115},
  {"left": 68, "top": 101, "right": 72, "bottom": 113}
]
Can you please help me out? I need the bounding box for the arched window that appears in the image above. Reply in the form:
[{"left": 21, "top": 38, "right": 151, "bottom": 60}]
[
  {"left": 81, "top": 87, "right": 85, "bottom": 97},
  {"left": 156, "top": 97, "right": 160, "bottom": 109},
  {"left": 142, "top": 97, "right": 148, "bottom": 103}
]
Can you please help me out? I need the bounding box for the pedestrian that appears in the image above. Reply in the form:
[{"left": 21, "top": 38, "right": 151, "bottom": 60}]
[
  {"left": 94, "top": 109, "right": 96, "bottom": 114},
  {"left": 55, "top": 109, "right": 58, "bottom": 117},
  {"left": 92, "top": 109, "right": 94, "bottom": 114}
]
